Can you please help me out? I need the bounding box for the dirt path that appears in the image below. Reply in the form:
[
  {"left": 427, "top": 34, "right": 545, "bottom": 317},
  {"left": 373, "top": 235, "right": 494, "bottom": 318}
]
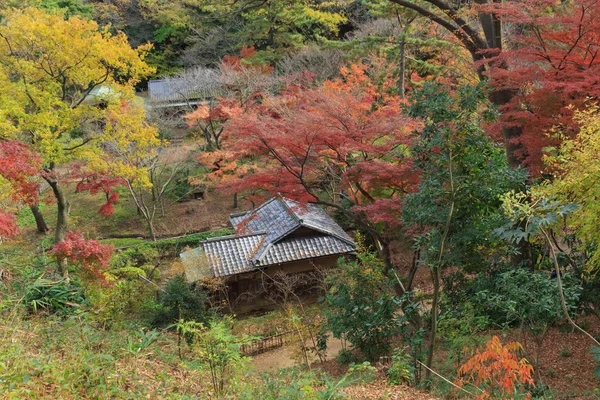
[{"left": 251, "top": 336, "right": 345, "bottom": 372}]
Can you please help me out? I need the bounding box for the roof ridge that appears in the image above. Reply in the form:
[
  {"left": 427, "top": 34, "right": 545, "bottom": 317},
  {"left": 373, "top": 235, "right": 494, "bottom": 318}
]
[
  {"left": 301, "top": 221, "right": 356, "bottom": 246},
  {"left": 202, "top": 232, "right": 267, "bottom": 243},
  {"left": 277, "top": 197, "right": 303, "bottom": 223}
]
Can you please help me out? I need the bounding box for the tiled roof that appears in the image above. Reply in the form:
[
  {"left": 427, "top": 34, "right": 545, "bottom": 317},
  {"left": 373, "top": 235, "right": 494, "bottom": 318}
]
[
  {"left": 258, "top": 235, "right": 355, "bottom": 266},
  {"left": 282, "top": 199, "right": 353, "bottom": 244},
  {"left": 181, "top": 197, "right": 355, "bottom": 280},
  {"left": 148, "top": 76, "right": 224, "bottom": 104}
]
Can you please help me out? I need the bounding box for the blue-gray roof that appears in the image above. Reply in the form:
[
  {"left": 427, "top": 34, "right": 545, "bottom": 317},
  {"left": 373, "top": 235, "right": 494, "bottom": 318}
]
[
  {"left": 180, "top": 197, "right": 355, "bottom": 280},
  {"left": 148, "top": 76, "right": 224, "bottom": 105}
]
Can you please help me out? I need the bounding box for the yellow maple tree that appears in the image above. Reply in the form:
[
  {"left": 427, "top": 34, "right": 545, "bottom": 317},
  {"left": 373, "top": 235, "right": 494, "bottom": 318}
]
[{"left": 0, "top": 8, "right": 158, "bottom": 274}]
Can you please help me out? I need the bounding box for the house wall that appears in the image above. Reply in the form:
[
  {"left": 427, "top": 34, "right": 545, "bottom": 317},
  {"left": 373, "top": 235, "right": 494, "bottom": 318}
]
[{"left": 222, "top": 254, "right": 346, "bottom": 313}]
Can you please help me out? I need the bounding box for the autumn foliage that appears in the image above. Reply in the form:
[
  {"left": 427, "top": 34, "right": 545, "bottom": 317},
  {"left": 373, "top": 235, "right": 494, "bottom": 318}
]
[
  {"left": 222, "top": 63, "right": 420, "bottom": 228},
  {"left": 51, "top": 231, "right": 113, "bottom": 282},
  {"left": 74, "top": 173, "right": 124, "bottom": 217},
  {"left": 457, "top": 336, "right": 535, "bottom": 399},
  {"left": 481, "top": 0, "right": 600, "bottom": 172}
]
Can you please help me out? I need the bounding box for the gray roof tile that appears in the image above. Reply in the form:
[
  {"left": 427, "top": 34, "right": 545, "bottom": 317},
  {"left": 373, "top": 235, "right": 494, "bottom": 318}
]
[
  {"left": 181, "top": 197, "right": 355, "bottom": 281},
  {"left": 148, "top": 77, "right": 224, "bottom": 104},
  {"left": 258, "top": 235, "right": 355, "bottom": 265}
]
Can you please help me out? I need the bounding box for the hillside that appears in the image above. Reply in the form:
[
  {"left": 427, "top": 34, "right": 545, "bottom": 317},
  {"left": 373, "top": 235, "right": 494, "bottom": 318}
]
[{"left": 2, "top": 1, "right": 600, "bottom": 399}]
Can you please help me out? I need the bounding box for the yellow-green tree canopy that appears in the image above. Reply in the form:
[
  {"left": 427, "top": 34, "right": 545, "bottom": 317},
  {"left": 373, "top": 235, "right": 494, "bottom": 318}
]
[
  {"left": 0, "top": 7, "right": 159, "bottom": 253},
  {"left": 545, "top": 104, "right": 600, "bottom": 269}
]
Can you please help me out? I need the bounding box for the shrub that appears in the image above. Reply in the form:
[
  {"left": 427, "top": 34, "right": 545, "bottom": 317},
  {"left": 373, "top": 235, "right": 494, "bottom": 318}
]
[
  {"left": 86, "top": 280, "right": 156, "bottom": 328},
  {"left": 325, "top": 251, "right": 405, "bottom": 361},
  {"left": 336, "top": 348, "right": 354, "bottom": 365},
  {"left": 151, "top": 274, "right": 211, "bottom": 327},
  {"left": 23, "top": 278, "right": 84, "bottom": 315},
  {"left": 387, "top": 348, "right": 414, "bottom": 386},
  {"left": 591, "top": 346, "right": 600, "bottom": 380},
  {"left": 457, "top": 336, "right": 535, "bottom": 398},
  {"left": 192, "top": 318, "right": 252, "bottom": 397}
]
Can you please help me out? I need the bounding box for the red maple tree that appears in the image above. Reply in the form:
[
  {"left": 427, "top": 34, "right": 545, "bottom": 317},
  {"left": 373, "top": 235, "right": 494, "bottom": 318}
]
[
  {"left": 51, "top": 231, "right": 113, "bottom": 283},
  {"left": 0, "top": 141, "right": 42, "bottom": 237},
  {"left": 481, "top": 0, "right": 600, "bottom": 173},
  {"left": 457, "top": 336, "right": 535, "bottom": 399},
  {"left": 73, "top": 168, "right": 124, "bottom": 217},
  {"left": 221, "top": 63, "right": 421, "bottom": 277}
]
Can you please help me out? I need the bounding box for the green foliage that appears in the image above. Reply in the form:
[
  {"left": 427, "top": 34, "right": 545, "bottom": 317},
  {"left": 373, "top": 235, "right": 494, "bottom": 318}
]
[
  {"left": 247, "top": 363, "right": 375, "bottom": 400},
  {"left": 403, "top": 83, "right": 527, "bottom": 273},
  {"left": 86, "top": 280, "right": 156, "bottom": 328},
  {"left": 387, "top": 348, "right": 414, "bottom": 386},
  {"left": 107, "top": 266, "right": 147, "bottom": 280},
  {"left": 0, "top": 313, "right": 208, "bottom": 397},
  {"left": 39, "top": 0, "right": 93, "bottom": 18},
  {"left": 325, "top": 250, "right": 405, "bottom": 361},
  {"left": 192, "top": 318, "right": 252, "bottom": 397},
  {"left": 592, "top": 346, "right": 600, "bottom": 380},
  {"left": 125, "top": 328, "right": 161, "bottom": 355},
  {"left": 336, "top": 348, "right": 354, "bottom": 365},
  {"left": 471, "top": 267, "right": 581, "bottom": 331},
  {"left": 559, "top": 346, "right": 572, "bottom": 358},
  {"left": 151, "top": 274, "right": 210, "bottom": 327},
  {"left": 152, "top": 229, "right": 233, "bottom": 253},
  {"left": 143, "top": 0, "right": 348, "bottom": 65},
  {"left": 104, "top": 229, "right": 234, "bottom": 259},
  {"left": 438, "top": 301, "right": 489, "bottom": 369},
  {"left": 110, "top": 245, "right": 158, "bottom": 269},
  {"left": 23, "top": 278, "right": 83, "bottom": 315}
]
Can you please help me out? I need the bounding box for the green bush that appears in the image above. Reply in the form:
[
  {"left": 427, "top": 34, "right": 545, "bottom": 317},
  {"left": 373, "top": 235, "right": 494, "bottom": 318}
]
[
  {"left": 23, "top": 278, "right": 84, "bottom": 315},
  {"left": 325, "top": 250, "right": 406, "bottom": 361},
  {"left": 336, "top": 348, "right": 354, "bottom": 365},
  {"left": 387, "top": 348, "right": 414, "bottom": 386},
  {"left": 151, "top": 274, "right": 211, "bottom": 327},
  {"left": 110, "top": 246, "right": 158, "bottom": 270},
  {"left": 86, "top": 280, "right": 156, "bottom": 328}
]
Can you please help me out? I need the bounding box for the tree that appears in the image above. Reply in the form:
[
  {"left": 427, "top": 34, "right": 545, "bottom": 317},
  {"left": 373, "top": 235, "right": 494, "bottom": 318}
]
[
  {"left": 0, "top": 141, "right": 43, "bottom": 237},
  {"left": 222, "top": 63, "right": 420, "bottom": 296},
  {"left": 0, "top": 8, "right": 157, "bottom": 274},
  {"left": 546, "top": 105, "right": 600, "bottom": 270},
  {"left": 51, "top": 231, "right": 113, "bottom": 283},
  {"left": 142, "top": 0, "right": 348, "bottom": 65},
  {"left": 481, "top": 0, "right": 600, "bottom": 173},
  {"left": 386, "top": 0, "right": 600, "bottom": 174},
  {"left": 402, "top": 83, "right": 525, "bottom": 381},
  {"left": 325, "top": 250, "right": 406, "bottom": 362},
  {"left": 457, "top": 336, "right": 535, "bottom": 399},
  {"left": 189, "top": 318, "right": 252, "bottom": 397}
]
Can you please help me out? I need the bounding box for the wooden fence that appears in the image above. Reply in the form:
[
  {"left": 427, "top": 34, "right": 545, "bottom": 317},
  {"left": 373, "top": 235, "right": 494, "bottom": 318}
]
[{"left": 240, "top": 330, "right": 295, "bottom": 356}]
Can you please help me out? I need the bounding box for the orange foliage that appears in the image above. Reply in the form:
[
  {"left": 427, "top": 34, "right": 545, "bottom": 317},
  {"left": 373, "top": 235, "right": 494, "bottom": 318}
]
[{"left": 457, "top": 336, "right": 535, "bottom": 399}]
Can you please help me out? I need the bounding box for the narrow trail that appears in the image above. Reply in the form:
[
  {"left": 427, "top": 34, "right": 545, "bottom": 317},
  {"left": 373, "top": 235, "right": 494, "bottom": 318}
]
[{"left": 251, "top": 336, "right": 345, "bottom": 372}]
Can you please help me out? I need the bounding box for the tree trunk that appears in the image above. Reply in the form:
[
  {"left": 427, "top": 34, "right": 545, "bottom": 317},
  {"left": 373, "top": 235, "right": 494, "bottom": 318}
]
[
  {"left": 147, "top": 218, "right": 157, "bottom": 242},
  {"left": 376, "top": 235, "right": 423, "bottom": 328},
  {"left": 30, "top": 204, "right": 49, "bottom": 233},
  {"left": 425, "top": 265, "right": 441, "bottom": 383},
  {"left": 233, "top": 192, "right": 238, "bottom": 209},
  {"left": 399, "top": 37, "right": 406, "bottom": 100},
  {"left": 46, "top": 176, "right": 70, "bottom": 278}
]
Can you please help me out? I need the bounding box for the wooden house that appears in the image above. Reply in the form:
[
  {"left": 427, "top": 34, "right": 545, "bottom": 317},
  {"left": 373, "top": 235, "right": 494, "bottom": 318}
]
[{"left": 179, "top": 197, "right": 356, "bottom": 310}]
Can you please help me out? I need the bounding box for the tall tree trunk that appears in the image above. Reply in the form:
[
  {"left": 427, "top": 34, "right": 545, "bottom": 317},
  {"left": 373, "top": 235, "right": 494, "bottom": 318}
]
[
  {"left": 30, "top": 204, "right": 49, "bottom": 233},
  {"left": 147, "top": 218, "right": 157, "bottom": 242},
  {"left": 399, "top": 37, "right": 406, "bottom": 100},
  {"left": 45, "top": 176, "right": 70, "bottom": 278},
  {"left": 425, "top": 151, "right": 455, "bottom": 383},
  {"left": 425, "top": 265, "right": 441, "bottom": 383},
  {"left": 233, "top": 192, "right": 238, "bottom": 209}
]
